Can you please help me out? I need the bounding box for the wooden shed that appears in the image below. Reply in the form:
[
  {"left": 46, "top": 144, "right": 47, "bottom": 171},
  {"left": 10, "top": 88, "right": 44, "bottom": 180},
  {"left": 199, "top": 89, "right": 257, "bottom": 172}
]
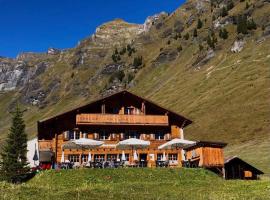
[
  {"left": 183, "top": 141, "right": 227, "bottom": 175},
  {"left": 224, "top": 156, "right": 264, "bottom": 180}
]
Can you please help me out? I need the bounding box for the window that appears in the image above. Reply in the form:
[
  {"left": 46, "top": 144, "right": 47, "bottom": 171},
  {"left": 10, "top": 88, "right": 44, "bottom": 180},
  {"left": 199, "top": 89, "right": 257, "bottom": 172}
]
[
  {"left": 155, "top": 131, "right": 165, "bottom": 140},
  {"left": 68, "top": 131, "right": 80, "bottom": 140},
  {"left": 100, "top": 130, "right": 110, "bottom": 140},
  {"left": 125, "top": 130, "right": 139, "bottom": 139},
  {"left": 68, "top": 155, "right": 79, "bottom": 163},
  {"left": 69, "top": 131, "right": 74, "bottom": 140},
  {"left": 94, "top": 154, "right": 105, "bottom": 162},
  {"left": 157, "top": 153, "right": 163, "bottom": 161},
  {"left": 75, "top": 132, "right": 80, "bottom": 139},
  {"left": 168, "top": 154, "right": 178, "bottom": 161},
  {"left": 81, "top": 154, "right": 88, "bottom": 163},
  {"left": 107, "top": 154, "right": 117, "bottom": 161}
]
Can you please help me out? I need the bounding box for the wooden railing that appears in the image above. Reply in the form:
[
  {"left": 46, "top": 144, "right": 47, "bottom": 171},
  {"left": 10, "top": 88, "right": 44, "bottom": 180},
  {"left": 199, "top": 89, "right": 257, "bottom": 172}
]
[{"left": 76, "top": 113, "right": 169, "bottom": 126}]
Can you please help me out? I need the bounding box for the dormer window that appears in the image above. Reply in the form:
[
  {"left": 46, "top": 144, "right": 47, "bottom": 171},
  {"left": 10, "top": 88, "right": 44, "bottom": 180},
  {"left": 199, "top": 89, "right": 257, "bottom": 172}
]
[
  {"left": 125, "top": 130, "right": 139, "bottom": 139},
  {"left": 68, "top": 131, "right": 80, "bottom": 140}
]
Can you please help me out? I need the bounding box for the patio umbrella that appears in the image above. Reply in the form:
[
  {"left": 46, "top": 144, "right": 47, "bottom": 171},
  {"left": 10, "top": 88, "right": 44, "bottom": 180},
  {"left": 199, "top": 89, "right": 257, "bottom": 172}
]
[
  {"left": 158, "top": 138, "right": 195, "bottom": 150},
  {"left": 116, "top": 138, "right": 150, "bottom": 163},
  {"left": 60, "top": 151, "right": 65, "bottom": 163},
  {"left": 162, "top": 151, "right": 167, "bottom": 161},
  {"left": 133, "top": 150, "right": 138, "bottom": 161},
  {"left": 73, "top": 138, "right": 104, "bottom": 149},
  {"left": 121, "top": 151, "right": 126, "bottom": 161},
  {"left": 87, "top": 152, "right": 92, "bottom": 163},
  {"left": 33, "top": 144, "right": 39, "bottom": 165},
  {"left": 116, "top": 138, "right": 150, "bottom": 150}
]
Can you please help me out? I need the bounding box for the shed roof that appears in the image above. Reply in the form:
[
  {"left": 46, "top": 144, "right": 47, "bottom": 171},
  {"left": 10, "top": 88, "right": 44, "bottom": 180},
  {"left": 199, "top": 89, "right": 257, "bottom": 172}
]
[
  {"left": 183, "top": 140, "right": 227, "bottom": 150},
  {"left": 224, "top": 156, "right": 264, "bottom": 175}
]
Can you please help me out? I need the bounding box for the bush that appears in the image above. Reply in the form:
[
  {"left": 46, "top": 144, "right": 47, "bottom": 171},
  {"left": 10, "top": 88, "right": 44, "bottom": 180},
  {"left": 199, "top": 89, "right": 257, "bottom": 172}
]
[
  {"left": 133, "top": 56, "right": 143, "bottom": 68},
  {"left": 237, "top": 15, "right": 248, "bottom": 34},
  {"left": 177, "top": 45, "right": 183, "bottom": 52},
  {"left": 221, "top": 7, "right": 228, "bottom": 17},
  {"left": 207, "top": 32, "right": 217, "bottom": 49},
  {"left": 184, "top": 33, "right": 189, "bottom": 40},
  {"left": 120, "top": 47, "right": 126, "bottom": 55},
  {"left": 247, "top": 18, "right": 257, "bottom": 30},
  {"left": 109, "top": 70, "right": 125, "bottom": 82},
  {"left": 127, "top": 44, "right": 136, "bottom": 57},
  {"left": 197, "top": 19, "right": 203, "bottom": 29},
  {"left": 219, "top": 28, "right": 229, "bottom": 39},
  {"left": 193, "top": 29, "right": 198, "bottom": 37},
  {"left": 226, "top": 0, "right": 234, "bottom": 11}
]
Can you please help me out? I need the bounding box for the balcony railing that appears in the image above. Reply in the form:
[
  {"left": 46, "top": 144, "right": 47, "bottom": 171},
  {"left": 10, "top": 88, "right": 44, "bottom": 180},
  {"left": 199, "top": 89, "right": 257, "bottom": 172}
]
[{"left": 76, "top": 113, "right": 169, "bottom": 126}]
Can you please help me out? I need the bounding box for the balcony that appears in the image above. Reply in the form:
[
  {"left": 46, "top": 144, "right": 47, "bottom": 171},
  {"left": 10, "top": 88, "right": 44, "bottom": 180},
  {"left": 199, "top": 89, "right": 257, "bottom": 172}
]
[{"left": 76, "top": 114, "right": 169, "bottom": 126}]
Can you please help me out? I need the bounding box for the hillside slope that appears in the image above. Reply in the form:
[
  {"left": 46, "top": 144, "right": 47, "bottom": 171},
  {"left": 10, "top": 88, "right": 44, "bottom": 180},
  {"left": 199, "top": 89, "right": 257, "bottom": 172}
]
[{"left": 0, "top": 0, "right": 269, "bottom": 172}]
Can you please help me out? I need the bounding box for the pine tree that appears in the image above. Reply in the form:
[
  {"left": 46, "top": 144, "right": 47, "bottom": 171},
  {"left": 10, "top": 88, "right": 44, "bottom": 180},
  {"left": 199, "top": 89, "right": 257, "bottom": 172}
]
[
  {"left": 237, "top": 15, "right": 248, "bottom": 34},
  {"left": 0, "top": 105, "right": 29, "bottom": 183},
  {"left": 221, "top": 7, "right": 228, "bottom": 17},
  {"left": 197, "top": 18, "right": 203, "bottom": 29},
  {"left": 219, "top": 28, "right": 229, "bottom": 39},
  {"left": 193, "top": 28, "right": 198, "bottom": 37}
]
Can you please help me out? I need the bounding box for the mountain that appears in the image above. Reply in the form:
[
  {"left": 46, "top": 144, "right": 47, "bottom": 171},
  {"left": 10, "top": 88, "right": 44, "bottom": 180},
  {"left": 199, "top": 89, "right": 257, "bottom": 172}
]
[{"left": 0, "top": 0, "right": 269, "bottom": 173}]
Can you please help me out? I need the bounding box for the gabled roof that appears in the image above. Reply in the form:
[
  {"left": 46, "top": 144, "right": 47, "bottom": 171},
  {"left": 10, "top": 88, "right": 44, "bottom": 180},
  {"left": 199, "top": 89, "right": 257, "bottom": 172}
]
[
  {"left": 225, "top": 156, "right": 264, "bottom": 175},
  {"left": 183, "top": 140, "right": 227, "bottom": 150},
  {"left": 38, "top": 90, "right": 192, "bottom": 138}
]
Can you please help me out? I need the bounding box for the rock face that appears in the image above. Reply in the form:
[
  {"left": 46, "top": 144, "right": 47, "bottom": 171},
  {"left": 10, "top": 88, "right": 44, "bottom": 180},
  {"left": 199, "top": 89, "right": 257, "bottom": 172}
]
[
  {"left": 142, "top": 12, "right": 168, "bottom": 32},
  {"left": 231, "top": 40, "right": 245, "bottom": 53},
  {"left": 0, "top": 58, "right": 49, "bottom": 92},
  {"left": 91, "top": 19, "right": 143, "bottom": 47},
  {"left": 47, "top": 48, "right": 60, "bottom": 55}
]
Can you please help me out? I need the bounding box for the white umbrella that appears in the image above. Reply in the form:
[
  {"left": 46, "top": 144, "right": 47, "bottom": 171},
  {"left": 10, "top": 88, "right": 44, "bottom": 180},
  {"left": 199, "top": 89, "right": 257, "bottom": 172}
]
[
  {"left": 60, "top": 151, "right": 65, "bottom": 163},
  {"left": 116, "top": 138, "right": 150, "bottom": 150},
  {"left": 87, "top": 152, "right": 92, "bottom": 163},
  {"left": 116, "top": 138, "right": 150, "bottom": 163},
  {"left": 158, "top": 138, "right": 195, "bottom": 150},
  {"left": 162, "top": 151, "right": 167, "bottom": 161},
  {"left": 121, "top": 151, "right": 126, "bottom": 161},
  {"left": 73, "top": 138, "right": 104, "bottom": 149},
  {"left": 133, "top": 150, "right": 138, "bottom": 161}
]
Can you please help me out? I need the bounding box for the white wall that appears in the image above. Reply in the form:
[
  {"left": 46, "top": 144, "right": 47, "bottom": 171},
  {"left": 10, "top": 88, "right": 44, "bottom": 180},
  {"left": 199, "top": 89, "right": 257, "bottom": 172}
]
[{"left": 27, "top": 137, "right": 39, "bottom": 167}]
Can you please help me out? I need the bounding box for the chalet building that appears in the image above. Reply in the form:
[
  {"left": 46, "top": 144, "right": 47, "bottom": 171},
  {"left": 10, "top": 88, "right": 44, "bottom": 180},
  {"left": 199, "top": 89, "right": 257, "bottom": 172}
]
[{"left": 37, "top": 90, "right": 226, "bottom": 169}]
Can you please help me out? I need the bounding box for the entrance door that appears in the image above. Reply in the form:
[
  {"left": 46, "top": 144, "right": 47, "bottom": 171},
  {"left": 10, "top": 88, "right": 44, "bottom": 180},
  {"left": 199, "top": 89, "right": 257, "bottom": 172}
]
[{"left": 139, "top": 154, "right": 148, "bottom": 167}]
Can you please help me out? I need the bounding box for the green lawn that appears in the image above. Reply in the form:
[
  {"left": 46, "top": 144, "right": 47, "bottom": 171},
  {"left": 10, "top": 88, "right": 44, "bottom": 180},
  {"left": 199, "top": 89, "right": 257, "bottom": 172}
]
[{"left": 0, "top": 168, "right": 269, "bottom": 200}]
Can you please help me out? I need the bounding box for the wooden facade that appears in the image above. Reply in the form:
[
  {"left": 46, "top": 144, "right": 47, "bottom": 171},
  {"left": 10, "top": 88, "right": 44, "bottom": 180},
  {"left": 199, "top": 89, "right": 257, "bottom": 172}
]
[
  {"left": 183, "top": 141, "right": 227, "bottom": 172},
  {"left": 38, "top": 91, "right": 193, "bottom": 168},
  {"left": 37, "top": 90, "right": 228, "bottom": 170}
]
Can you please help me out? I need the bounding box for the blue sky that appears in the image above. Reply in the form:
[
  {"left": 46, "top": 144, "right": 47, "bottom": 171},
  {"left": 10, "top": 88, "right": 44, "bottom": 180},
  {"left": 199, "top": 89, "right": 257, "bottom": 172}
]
[{"left": 0, "top": 0, "right": 185, "bottom": 58}]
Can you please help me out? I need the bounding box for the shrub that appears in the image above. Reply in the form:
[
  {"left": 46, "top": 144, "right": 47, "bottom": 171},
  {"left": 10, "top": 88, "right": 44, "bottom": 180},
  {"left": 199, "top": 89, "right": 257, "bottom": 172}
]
[
  {"left": 133, "top": 56, "right": 143, "bottom": 68},
  {"left": 237, "top": 15, "right": 248, "bottom": 34},
  {"left": 197, "top": 18, "right": 203, "bottom": 29},
  {"left": 247, "top": 18, "right": 257, "bottom": 30},
  {"left": 221, "top": 7, "right": 228, "bottom": 17},
  {"left": 110, "top": 70, "right": 125, "bottom": 82},
  {"left": 193, "top": 29, "right": 198, "bottom": 37},
  {"left": 184, "top": 33, "right": 190, "bottom": 40},
  {"left": 219, "top": 28, "right": 229, "bottom": 39},
  {"left": 177, "top": 45, "right": 183, "bottom": 52}
]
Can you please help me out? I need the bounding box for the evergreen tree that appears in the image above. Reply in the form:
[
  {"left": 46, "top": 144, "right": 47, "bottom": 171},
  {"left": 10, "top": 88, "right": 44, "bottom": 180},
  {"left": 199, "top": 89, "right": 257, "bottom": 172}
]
[
  {"left": 219, "top": 28, "right": 229, "bottom": 39},
  {"left": 247, "top": 18, "right": 257, "bottom": 30},
  {"left": 237, "top": 15, "right": 248, "bottom": 34},
  {"left": 184, "top": 32, "right": 190, "bottom": 40},
  {"left": 193, "top": 28, "right": 198, "bottom": 37},
  {"left": 0, "top": 105, "right": 29, "bottom": 183},
  {"left": 226, "top": 0, "right": 234, "bottom": 11},
  {"left": 197, "top": 18, "right": 203, "bottom": 29},
  {"left": 221, "top": 7, "right": 228, "bottom": 17}
]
